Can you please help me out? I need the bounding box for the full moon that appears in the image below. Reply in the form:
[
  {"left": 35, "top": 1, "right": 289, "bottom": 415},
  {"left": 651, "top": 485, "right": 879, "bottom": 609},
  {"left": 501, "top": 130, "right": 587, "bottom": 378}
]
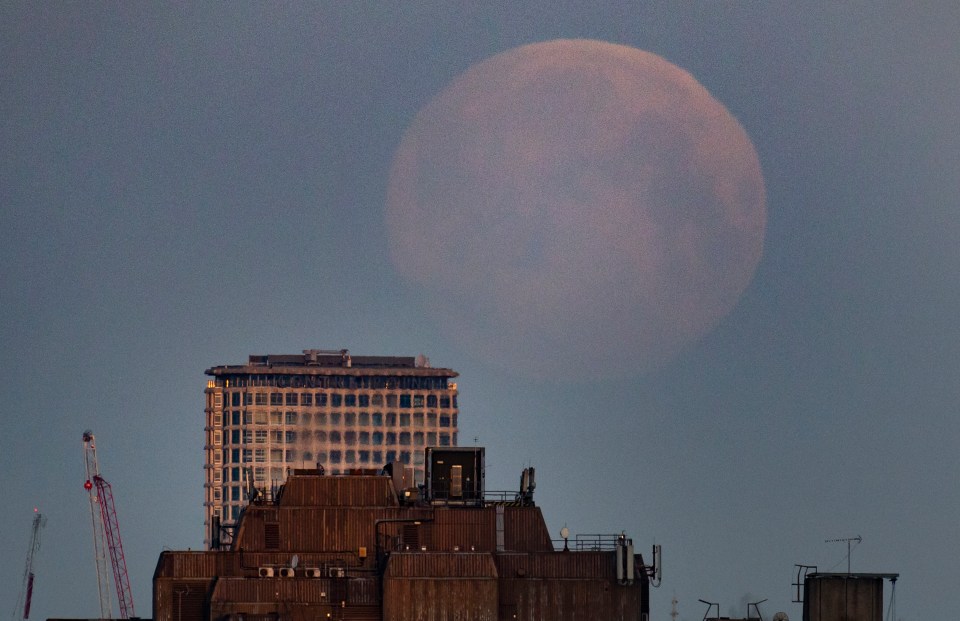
[{"left": 386, "top": 40, "right": 765, "bottom": 376}]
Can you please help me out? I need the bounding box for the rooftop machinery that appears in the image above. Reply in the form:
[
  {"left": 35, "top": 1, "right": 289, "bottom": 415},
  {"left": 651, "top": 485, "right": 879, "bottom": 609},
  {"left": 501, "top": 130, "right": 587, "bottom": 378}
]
[
  {"left": 13, "top": 508, "right": 45, "bottom": 620},
  {"left": 82, "top": 430, "right": 135, "bottom": 619}
]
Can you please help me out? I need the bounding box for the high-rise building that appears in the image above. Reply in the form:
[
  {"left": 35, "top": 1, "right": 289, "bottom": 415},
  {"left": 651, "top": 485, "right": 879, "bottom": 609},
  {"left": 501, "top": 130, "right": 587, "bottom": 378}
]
[{"left": 203, "top": 349, "right": 459, "bottom": 545}]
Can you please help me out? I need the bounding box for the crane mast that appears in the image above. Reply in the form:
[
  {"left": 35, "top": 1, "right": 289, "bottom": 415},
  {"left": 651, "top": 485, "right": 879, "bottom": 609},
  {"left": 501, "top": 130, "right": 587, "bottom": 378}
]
[
  {"left": 82, "top": 430, "right": 135, "bottom": 619},
  {"left": 13, "top": 509, "right": 46, "bottom": 621}
]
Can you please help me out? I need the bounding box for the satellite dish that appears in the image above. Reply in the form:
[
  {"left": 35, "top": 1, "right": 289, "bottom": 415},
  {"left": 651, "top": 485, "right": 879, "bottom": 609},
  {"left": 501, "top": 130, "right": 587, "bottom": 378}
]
[
  {"left": 290, "top": 554, "right": 299, "bottom": 569},
  {"left": 773, "top": 612, "right": 789, "bottom": 621}
]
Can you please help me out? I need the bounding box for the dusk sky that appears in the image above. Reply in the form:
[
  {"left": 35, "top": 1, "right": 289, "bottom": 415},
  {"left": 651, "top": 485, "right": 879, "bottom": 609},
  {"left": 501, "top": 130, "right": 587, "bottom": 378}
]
[{"left": 2, "top": 4, "right": 958, "bottom": 619}]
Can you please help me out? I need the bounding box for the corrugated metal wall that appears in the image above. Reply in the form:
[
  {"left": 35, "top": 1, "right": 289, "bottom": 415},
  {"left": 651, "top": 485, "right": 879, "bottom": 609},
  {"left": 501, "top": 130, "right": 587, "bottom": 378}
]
[
  {"left": 383, "top": 577, "right": 498, "bottom": 621},
  {"left": 279, "top": 475, "right": 399, "bottom": 507},
  {"left": 804, "top": 576, "right": 883, "bottom": 621}
]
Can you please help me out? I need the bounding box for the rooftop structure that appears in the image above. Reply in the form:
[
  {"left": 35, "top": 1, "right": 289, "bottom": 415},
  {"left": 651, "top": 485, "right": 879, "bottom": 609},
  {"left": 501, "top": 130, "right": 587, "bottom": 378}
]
[
  {"left": 204, "top": 349, "right": 459, "bottom": 548},
  {"left": 155, "top": 447, "right": 656, "bottom": 621}
]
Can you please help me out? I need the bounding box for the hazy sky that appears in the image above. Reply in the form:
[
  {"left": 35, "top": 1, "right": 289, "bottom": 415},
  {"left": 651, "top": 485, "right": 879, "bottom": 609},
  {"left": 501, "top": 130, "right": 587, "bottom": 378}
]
[{"left": 2, "top": 4, "right": 958, "bottom": 619}]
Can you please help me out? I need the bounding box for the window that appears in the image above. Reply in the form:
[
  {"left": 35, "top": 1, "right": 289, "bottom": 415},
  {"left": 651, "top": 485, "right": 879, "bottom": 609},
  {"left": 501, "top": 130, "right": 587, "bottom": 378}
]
[
  {"left": 330, "top": 450, "right": 342, "bottom": 464},
  {"left": 439, "top": 433, "right": 450, "bottom": 446},
  {"left": 285, "top": 393, "right": 298, "bottom": 406},
  {"left": 316, "top": 393, "right": 328, "bottom": 406},
  {"left": 214, "top": 431, "right": 222, "bottom": 446},
  {"left": 255, "top": 393, "right": 267, "bottom": 406},
  {"left": 231, "top": 392, "right": 241, "bottom": 407},
  {"left": 231, "top": 486, "right": 240, "bottom": 501},
  {"left": 254, "top": 467, "right": 265, "bottom": 481},
  {"left": 413, "top": 412, "right": 424, "bottom": 427},
  {"left": 439, "top": 396, "right": 450, "bottom": 408},
  {"left": 231, "top": 449, "right": 240, "bottom": 463},
  {"left": 427, "top": 412, "right": 437, "bottom": 426},
  {"left": 413, "top": 451, "right": 424, "bottom": 465},
  {"left": 270, "top": 393, "right": 282, "bottom": 406},
  {"left": 399, "top": 394, "right": 411, "bottom": 408},
  {"left": 329, "top": 431, "right": 341, "bottom": 443},
  {"left": 232, "top": 411, "right": 241, "bottom": 426},
  {"left": 359, "top": 412, "right": 369, "bottom": 426},
  {"left": 213, "top": 412, "right": 222, "bottom": 426},
  {"left": 230, "top": 430, "right": 239, "bottom": 444},
  {"left": 359, "top": 431, "right": 370, "bottom": 445},
  {"left": 285, "top": 411, "right": 298, "bottom": 424},
  {"left": 301, "top": 412, "right": 312, "bottom": 425},
  {"left": 385, "top": 450, "right": 397, "bottom": 463},
  {"left": 243, "top": 430, "right": 252, "bottom": 443},
  {"left": 413, "top": 395, "right": 424, "bottom": 407},
  {"left": 414, "top": 432, "right": 424, "bottom": 446},
  {"left": 285, "top": 431, "right": 296, "bottom": 443},
  {"left": 270, "top": 411, "right": 282, "bottom": 425},
  {"left": 316, "top": 412, "right": 327, "bottom": 425},
  {"left": 255, "top": 430, "right": 267, "bottom": 443},
  {"left": 400, "top": 413, "right": 410, "bottom": 427},
  {"left": 453, "top": 395, "right": 458, "bottom": 408},
  {"left": 372, "top": 431, "right": 383, "bottom": 445},
  {"left": 286, "top": 449, "right": 296, "bottom": 461},
  {"left": 255, "top": 449, "right": 265, "bottom": 463},
  {"left": 345, "top": 451, "right": 356, "bottom": 464},
  {"left": 316, "top": 451, "right": 327, "bottom": 464},
  {"left": 400, "top": 451, "right": 411, "bottom": 464},
  {"left": 373, "top": 451, "right": 383, "bottom": 463},
  {"left": 386, "top": 432, "right": 396, "bottom": 445},
  {"left": 452, "top": 414, "right": 458, "bottom": 428},
  {"left": 427, "top": 432, "right": 437, "bottom": 445},
  {"left": 214, "top": 451, "right": 222, "bottom": 465},
  {"left": 232, "top": 467, "right": 241, "bottom": 482},
  {"left": 270, "top": 449, "right": 283, "bottom": 462},
  {"left": 213, "top": 470, "right": 222, "bottom": 483},
  {"left": 255, "top": 411, "right": 267, "bottom": 425},
  {"left": 372, "top": 412, "right": 383, "bottom": 426},
  {"left": 314, "top": 430, "right": 327, "bottom": 442},
  {"left": 303, "top": 451, "right": 313, "bottom": 462},
  {"left": 427, "top": 395, "right": 437, "bottom": 408},
  {"left": 214, "top": 394, "right": 223, "bottom": 408},
  {"left": 399, "top": 432, "right": 411, "bottom": 446},
  {"left": 330, "top": 412, "right": 341, "bottom": 425},
  {"left": 345, "top": 431, "right": 357, "bottom": 446},
  {"left": 331, "top": 393, "right": 342, "bottom": 407},
  {"left": 301, "top": 393, "right": 313, "bottom": 406},
  {"left": 358, "top": 394, "right": 370, "bottom": 407},
  {"left": 386, "top": 413, "right": 397, "bottom": 426},
  {"left": 345, "top": 412, "right": 356, "bottom": 426},
  {"left": 372, "top": 394, "right": 383, "bottom": 406},
  {"left": 359, "top": 450, "right": 370, "bottom": 463},
  {"left": 344, "top": 394, "right": 356, "bottom": 407},
  {"left": 243, "top": 449, "right": 252, "bottom": 463},
  {"left": 440, "top": 415, "right": 451, "bottom": 427},
  {"left": 244, "top": 393, "right": 253, "bottom": 406},
  {"left": 386, "top": 394, "right": 397, "bottom": 408},
  {"left": 243, "top": 412, "right": 253, "bottom": 425}
]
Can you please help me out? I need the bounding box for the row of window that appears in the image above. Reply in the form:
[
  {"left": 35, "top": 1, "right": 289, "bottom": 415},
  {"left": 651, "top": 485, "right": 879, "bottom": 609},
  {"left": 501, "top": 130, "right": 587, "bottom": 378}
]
[
  {"left": 218, "top": 429, "right": 452, "bottom": 451},
  {"left": 223, "top": 391, "right": 456, "bottom": 409},
  {"left": 217, "top": 374, "right": 452, "bottom": 391},
  {"left": 215, "top": 410, "right": 457, "bottom": 429}
]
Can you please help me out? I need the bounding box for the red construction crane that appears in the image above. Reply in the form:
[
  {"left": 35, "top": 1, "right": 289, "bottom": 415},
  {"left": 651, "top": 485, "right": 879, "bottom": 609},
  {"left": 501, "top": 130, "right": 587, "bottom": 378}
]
[
  {"left": 83, "top": 430, "right": 135, "bottom": 619},
  {"left": 13, "top": 508, "right": 46, "bottom": 620}
]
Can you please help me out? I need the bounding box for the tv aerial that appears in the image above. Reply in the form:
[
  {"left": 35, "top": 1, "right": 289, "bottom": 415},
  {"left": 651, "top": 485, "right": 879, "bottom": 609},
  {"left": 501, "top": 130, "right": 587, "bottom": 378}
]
[{"left": 825, "top": 535, "right": 862, "bottom": 573}]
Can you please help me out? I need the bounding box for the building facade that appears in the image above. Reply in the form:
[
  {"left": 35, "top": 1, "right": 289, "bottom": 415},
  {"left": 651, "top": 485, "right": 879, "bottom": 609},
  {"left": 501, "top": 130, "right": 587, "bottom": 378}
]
[{"left": 203, "top": 349, "right": 459, "bottom": 546}]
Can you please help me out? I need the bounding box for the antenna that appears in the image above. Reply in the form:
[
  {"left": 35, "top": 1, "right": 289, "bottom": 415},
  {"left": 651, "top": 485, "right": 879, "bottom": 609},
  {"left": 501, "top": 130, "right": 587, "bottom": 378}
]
[
  {"left": 825, "top": 535, "right": 862, "bottom": 573},
  {"left": 670, "top": 596, "right": 679, "bottom": 621}
]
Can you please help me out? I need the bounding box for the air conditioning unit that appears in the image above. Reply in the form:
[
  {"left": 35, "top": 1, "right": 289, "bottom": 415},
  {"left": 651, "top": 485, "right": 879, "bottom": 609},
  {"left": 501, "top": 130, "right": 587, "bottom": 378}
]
[
  {"left": 328, "top": 567, "right": 345, "bottom": 578},
  {"left": 258, "top": 567, "right": 274, "bottom": 578},
  {"left": 279, "top": 567, "right": 295, "bottom": 578},
  {"left": 304, "top": 568, "right": 323, "bottom": 578}
]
